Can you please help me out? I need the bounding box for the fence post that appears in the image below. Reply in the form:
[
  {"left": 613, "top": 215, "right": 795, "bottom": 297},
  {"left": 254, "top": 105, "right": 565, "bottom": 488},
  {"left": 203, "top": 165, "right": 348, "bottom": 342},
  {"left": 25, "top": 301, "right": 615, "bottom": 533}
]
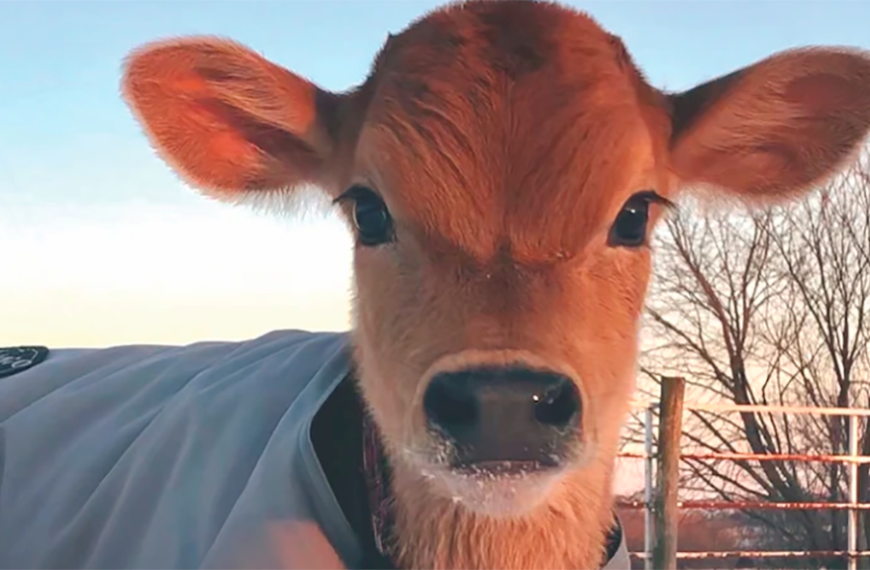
[
  {"left": 644, "top": 405, "right": 655, "bottom": 570},
  {"left": 652, "top": 377, "right": 685, "bottom": 570},
  {"left": 848, "top": 413, "right": 859, "bottom": 570}
]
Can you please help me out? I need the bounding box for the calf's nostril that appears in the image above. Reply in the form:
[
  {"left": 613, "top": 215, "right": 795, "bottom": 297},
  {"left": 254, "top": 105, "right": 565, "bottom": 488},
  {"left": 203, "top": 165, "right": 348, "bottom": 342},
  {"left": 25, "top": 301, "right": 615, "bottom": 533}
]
[
  {"left": 423, "top": 375, "right": 479, "bottom": 431},
  {"left": 533, "top": 379, "right": 581, "bottom": 428}
]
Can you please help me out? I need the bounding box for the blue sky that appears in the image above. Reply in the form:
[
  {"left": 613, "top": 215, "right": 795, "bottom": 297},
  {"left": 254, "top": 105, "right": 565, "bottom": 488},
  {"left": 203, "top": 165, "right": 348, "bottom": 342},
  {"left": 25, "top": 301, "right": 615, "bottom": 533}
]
[{"left": 2, "top": 1, "right": 870, "bottom": 348}]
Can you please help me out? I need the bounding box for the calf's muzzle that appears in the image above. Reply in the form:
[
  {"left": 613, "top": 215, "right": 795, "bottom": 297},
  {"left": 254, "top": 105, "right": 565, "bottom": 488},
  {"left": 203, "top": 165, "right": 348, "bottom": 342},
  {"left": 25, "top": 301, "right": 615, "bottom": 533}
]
[{"left": 422, "top": 365, "right": 583, "bottom": 473}]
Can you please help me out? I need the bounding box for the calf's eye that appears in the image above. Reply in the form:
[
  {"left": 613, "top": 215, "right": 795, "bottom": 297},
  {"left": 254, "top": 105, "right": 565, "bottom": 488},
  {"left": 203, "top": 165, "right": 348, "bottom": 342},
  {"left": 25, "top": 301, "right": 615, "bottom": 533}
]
[
  {"left": 337, "top": 185, "right": 395, "bottom": 247},
  {"left": 608, "top": 191, "right": 670, "bottom": 248}
]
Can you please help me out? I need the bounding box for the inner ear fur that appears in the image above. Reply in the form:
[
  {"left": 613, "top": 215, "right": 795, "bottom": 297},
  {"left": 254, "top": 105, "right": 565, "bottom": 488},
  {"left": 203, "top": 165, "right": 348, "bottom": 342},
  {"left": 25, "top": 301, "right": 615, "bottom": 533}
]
[
  {"left": 666, "top": 47, "right": 870, "bottom": 202},
  {"left": 121, "top": 36, "right": 349, "bottom": 199}
]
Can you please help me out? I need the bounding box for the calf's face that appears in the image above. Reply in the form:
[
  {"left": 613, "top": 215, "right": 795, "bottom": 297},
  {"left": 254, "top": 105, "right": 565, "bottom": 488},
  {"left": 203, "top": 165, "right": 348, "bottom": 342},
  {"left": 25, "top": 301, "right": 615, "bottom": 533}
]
[{"left": 122, "top": 0, "right": 870, "bottom": 516}]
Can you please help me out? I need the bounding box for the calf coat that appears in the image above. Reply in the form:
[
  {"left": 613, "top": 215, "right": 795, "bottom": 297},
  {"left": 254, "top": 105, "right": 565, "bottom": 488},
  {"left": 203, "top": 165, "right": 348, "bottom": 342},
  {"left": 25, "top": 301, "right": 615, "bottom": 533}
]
[{"left": 0, "top": 331, "right": 629, "bottom": 569}]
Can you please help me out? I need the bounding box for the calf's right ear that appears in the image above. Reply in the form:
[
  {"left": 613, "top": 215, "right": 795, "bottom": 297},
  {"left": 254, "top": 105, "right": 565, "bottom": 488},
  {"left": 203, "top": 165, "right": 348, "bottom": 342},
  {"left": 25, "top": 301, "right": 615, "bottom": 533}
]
[{"left": 122, "top": 37, "right": 345, "bottom": 201}]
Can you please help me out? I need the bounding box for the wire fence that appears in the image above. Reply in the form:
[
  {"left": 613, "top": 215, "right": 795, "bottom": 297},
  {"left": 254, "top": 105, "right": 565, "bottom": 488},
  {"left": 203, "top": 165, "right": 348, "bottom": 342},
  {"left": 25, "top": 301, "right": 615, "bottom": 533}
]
[{"left": 617, "top": 386, "right": 869, "bottom": 570}]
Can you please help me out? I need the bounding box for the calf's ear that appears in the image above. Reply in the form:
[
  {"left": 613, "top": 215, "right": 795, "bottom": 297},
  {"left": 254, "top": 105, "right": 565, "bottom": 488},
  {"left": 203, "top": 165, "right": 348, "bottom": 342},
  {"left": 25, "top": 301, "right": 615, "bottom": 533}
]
[
  {"left": 122, "top": 37, "right": 346, "bottom": 201},
  {"left": 667, "top": 48, "right": 870, "bottom": 202}
]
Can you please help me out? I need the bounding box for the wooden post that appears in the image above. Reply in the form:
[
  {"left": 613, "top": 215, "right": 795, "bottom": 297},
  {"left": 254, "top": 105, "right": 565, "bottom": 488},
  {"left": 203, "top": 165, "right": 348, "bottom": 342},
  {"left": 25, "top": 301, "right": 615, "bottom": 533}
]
[{"left": 652, "top": 377, "right": 685, "bottom": 570}]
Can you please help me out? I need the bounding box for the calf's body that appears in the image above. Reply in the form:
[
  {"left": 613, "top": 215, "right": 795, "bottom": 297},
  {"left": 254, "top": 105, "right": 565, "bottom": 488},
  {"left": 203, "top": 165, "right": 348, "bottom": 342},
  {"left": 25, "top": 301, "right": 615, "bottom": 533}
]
[
  {"left": 8, "top": 0, "right": 870, "bottom": 568},
  {"left": 0, "top": 332, "right": 357, "bottom": 568}
]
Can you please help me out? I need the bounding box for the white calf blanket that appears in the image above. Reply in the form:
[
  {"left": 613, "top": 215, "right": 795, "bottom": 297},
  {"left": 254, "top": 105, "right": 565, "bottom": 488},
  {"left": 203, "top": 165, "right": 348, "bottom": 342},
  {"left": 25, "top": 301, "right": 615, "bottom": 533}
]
[{"left": 0, "top": 329, "right": 629, "bottom": 569}]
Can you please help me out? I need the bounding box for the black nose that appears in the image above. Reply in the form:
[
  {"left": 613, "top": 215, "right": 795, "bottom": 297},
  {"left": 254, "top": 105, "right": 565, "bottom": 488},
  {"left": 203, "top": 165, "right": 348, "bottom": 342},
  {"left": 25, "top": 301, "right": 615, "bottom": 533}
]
[{"left": 422, "top": 365, "right": 582, "bottom": 469}]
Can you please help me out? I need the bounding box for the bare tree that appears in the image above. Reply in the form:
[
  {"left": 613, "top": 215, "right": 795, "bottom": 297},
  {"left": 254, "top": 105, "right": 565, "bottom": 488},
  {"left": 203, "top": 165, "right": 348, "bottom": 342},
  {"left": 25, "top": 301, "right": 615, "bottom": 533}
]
[{"left": 635, "top": 155, "right": 870, "bottom": 568}]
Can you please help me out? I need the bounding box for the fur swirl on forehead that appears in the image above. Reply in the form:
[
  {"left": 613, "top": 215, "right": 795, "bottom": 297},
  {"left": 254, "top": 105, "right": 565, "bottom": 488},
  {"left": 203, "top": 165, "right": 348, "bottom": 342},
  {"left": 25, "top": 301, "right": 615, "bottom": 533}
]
[{"left": 360, "top": 0, "right": 669, "bottom": 263}]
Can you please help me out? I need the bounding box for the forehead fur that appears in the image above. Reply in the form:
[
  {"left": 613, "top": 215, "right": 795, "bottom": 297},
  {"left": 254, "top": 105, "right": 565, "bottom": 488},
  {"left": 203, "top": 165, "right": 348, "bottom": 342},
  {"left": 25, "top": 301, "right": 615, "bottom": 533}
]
[{"left": 357, "top": 0, "right": 670, "bottom": 264}]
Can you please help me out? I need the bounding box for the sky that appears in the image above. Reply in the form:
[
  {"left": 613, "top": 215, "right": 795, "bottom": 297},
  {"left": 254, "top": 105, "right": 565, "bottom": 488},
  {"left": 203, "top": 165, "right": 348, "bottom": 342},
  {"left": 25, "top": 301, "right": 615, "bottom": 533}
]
[{"left": 3, "top": 0, "right": 870, "bottom": 349}]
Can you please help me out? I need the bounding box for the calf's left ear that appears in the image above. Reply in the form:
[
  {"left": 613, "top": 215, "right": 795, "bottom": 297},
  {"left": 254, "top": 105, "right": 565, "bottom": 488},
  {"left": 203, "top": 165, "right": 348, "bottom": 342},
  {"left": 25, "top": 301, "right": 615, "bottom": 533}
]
[{"left": 667, "top": 47, "right": 870, "bottom": 202}]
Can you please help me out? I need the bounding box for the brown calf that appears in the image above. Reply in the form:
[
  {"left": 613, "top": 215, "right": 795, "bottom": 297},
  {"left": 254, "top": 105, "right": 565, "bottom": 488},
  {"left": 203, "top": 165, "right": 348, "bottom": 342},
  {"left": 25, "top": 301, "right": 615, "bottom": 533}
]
[{"left": 121, "top": 1, "right": 870, "bottom": 568}]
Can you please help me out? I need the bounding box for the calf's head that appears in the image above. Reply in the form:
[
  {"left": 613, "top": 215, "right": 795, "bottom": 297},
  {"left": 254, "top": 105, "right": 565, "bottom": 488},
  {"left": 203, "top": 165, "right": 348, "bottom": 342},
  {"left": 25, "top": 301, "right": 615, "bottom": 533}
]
[{"left": 123, "top": 0, "right": 870, "bottom": 520}]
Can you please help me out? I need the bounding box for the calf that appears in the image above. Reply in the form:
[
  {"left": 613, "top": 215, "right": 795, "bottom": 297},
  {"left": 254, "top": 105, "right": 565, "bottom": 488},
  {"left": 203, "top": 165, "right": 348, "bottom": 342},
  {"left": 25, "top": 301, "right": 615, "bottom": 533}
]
[
  {"left": 2, "top": 1, "right": 868, "bottom": 569},
  {"left": 119, "top": 1, "right": 870, "bottom": 568}
]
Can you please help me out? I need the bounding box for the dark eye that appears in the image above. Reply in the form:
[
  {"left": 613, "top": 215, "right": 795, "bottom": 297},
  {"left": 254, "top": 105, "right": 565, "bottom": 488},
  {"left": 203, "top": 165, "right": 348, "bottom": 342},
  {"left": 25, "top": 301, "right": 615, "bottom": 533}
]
[
  {"left": 609, "top": 193, "right": 655, "bottom": 247},
  {"left": 338, "top": 185, "right": 395, "bottom": 247}
]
